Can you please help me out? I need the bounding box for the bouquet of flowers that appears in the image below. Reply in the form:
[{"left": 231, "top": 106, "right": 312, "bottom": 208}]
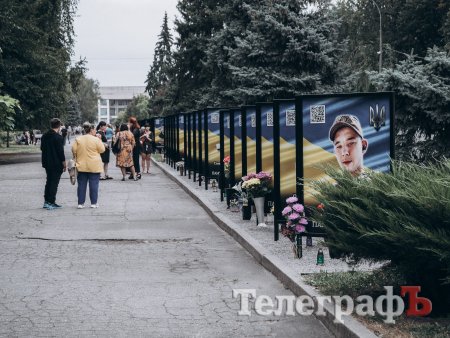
[
  {"left": 280, "top": 195, "right": 308, "bottom": 242},
  {"left": 241, "top": 171, "right": 272, "bottom": 198},
  {"left": 223, "top": 155, "right": 230, "bottom": 177}
]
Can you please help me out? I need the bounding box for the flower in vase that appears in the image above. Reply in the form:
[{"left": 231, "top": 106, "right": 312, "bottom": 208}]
[
  {"left": 286, "top": 196, "right": 298, "bottom": 204},
  {"left": 282, "top": 206, "right": 292, "bottom": 216},
  {"left": 241, "top": 171, "right": 272, "bottom": 198},
  {"left": 281, "top": 194, "right": 309, "bottom": 241},
  {"left": 292, "top": 203, "right": 304, "bottom": 213},
  {"left": 295, "top": 225, "right": 306, "bottom": 233}
]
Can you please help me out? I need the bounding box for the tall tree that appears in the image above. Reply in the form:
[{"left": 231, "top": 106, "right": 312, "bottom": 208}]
[
  {"left": 125, "top": 94, "right": 150, "bottom": 122},
  {"left": 223, "top": 0, "right": 344, "bottom": 103},
  {"left": 334, "top": 0, "right": 450, "bottom": 90},
  {"left": 0, "top": 0, "right": 78, "bottom": 129},
  {"left": 76, "top": 77, "right": 100, "bottom": 123},
  {"left": 166, "top": 0, "right": 225, "bottom": 112},
  {"left": 145, "top": 12, "right": 174, "bottom": 116},
  {"left": 369, "top": 47, "right": 450, "bottom": 162}
]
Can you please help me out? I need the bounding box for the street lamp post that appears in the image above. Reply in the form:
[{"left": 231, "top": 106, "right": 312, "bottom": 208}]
[{"left": 371, "top": 0, "right": 382, "bottom": 72}]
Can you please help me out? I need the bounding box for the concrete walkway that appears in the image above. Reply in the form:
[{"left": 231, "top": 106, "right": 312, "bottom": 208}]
[{"left": 0, "top": 151, "right": 332, "bottom": 337}]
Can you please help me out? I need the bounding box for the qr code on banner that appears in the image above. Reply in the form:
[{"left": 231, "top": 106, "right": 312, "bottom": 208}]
[
  {"left": 251, "top": 114, "right": 256, "bottom": 128},
  {"left": 267, "top": 112, "right": 273, "bottom": 127},
  {"left": 310, "top": 105, "right": 326, "bottom": 123},
  {"left": 211, "top": 113, "right": 219, "bottom": 124},
  {"left": 286, "top": 109, "right": 296, "bottom": 126}
]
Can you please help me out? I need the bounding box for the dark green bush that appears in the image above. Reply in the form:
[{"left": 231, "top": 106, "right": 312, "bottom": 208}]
[{"left": 311, "top": 161, "right": 450, "bottom": 313}]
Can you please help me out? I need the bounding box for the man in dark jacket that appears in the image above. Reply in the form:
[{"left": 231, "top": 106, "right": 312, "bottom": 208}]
[{"left": 41, "top": 118, "right": 66, "bottom": 209}]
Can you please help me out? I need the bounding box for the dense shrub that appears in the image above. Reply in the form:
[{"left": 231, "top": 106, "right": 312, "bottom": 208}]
[{"left": 311, "top": 161, "right": 450, "bottom": 313}]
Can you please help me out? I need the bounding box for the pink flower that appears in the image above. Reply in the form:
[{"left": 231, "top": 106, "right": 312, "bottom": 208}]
[
  {"left": 288, "top": 213, "right": 300, "bottom": 220},
  {"left": 243, "top": 172, "right": 257, "bottom": 181},
  {"left": 292, "top": 204, "right": 304, "bottom": 213},
  {"left": 286, "top": 196, "right": 298, "bottom": 204},
  {"left": 281, "top": 206, "right": 292, "bottom": 216},
  {"left": 295, "top": 225, "right": 306, "bottom": 233},
  {"left": 256, "top": 171, "right": 272, "bottom": 180},
  {"left": 287, "top": 221, "right": 292, "bottom": 226},
  {"left": 299, "top": 218, "right": 308, "bottom": 225}
]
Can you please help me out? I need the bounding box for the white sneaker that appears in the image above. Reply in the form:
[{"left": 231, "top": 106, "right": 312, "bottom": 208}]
[
  {"left": 90, "top": 204, "right": 99, "bottom": 208},
  {"left": 77, "top": 204, "right": 84, "bottom": 209}
]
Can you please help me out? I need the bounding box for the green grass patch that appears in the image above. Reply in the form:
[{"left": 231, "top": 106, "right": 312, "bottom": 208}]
[
  {"left": 304, "top": 268, "right": 450, "bottom": 337},
  {"left": 304, "top": 266, "right": 406, "bottom": 299},
  {"left": 0, "top": 144, "right": 41, "bottom": 154}
]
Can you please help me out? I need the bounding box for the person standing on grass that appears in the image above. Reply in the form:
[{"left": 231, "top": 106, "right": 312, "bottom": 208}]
[
  {"left": 72, "top": 122, "right": 105, "bottom": 209},
  {"left": 41, "top": 118, "right": 66, "bottom": 210}
]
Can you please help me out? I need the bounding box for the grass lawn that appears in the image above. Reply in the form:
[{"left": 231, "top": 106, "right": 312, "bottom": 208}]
[
  {"left": 304, "top": 270, "right": 450, "bottom": 337},
  {"left": 0, "top": 144, "right": 41, "bottom": 154}
]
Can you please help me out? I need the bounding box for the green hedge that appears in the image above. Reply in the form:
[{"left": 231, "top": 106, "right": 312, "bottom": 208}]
[{"left": 311, "top": 161, "right": 450, "bottom": 313}]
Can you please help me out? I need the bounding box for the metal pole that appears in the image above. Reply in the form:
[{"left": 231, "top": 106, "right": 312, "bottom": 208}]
[{"left": 372, "top": 0, "right": 382, "bottom": 72}]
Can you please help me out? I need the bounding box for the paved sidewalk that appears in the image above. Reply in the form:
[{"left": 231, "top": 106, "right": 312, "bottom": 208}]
[
  {"left": 0, "top": 153, "right": 332, "bottom": 337},
  {"left": 153, "top": 159, "right": 378, "bottom": 338}
]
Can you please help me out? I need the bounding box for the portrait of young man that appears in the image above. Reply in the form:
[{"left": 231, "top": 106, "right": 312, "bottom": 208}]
[{"left": 329, "top": 114, "right": 369, "bottom": 177}]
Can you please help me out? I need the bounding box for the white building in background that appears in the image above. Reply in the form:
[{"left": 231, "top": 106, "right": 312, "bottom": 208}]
[{"left": 97, "top": 86, "right": 147, "bottom": 124}]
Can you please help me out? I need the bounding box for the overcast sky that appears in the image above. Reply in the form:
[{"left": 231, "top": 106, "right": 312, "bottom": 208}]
[{"left": 73, "top": 0, "right": 179, "bottom": 87}]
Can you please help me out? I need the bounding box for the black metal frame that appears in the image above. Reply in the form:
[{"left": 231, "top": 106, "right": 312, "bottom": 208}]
[{"left": 219, "top": 110, "right": 225, "bottom": 201}]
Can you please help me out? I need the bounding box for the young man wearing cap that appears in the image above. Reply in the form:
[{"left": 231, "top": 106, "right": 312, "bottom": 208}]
[{"left": 329, "top": 114, "right": 369, "bottom": 177}]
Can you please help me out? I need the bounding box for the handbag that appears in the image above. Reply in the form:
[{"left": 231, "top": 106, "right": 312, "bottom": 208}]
[
  {"left": 68, "top": 159, "right": 77, "bottom": 185},
  {"left": 112, "top": 137, "right": 121, "bottom": 155}
]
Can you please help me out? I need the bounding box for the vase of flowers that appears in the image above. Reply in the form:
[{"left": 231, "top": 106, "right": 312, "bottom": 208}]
[
  {"left": 242, "top": 171, "right": 272, "bottom": 227},
  {"left": 232, "top": 181, "right": 252, "bottom": 220},
  {"left": 281, "top": 195, "right": 308, "bottom": 257},
  {"left": 265, "top": 205, "right": 274, "bottom": 225}
]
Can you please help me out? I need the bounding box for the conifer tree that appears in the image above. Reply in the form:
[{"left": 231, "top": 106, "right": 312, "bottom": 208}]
[
  {"left": 0, "top": 0, "right": 78, "bottom": 129},
  {"left": 369, "top": 47, "right": 450, "bottom": 162},
  {"left": 145, "top": 12, "right": 174, "bottom": 116},
  {"left": 200, "top": 0, "right": 259, "bottom": 107},
  {"left": 166, "top": 0, "right": 225, "bottom": 112},
  {"left": 222, "top": 0, "right": 344, "bottom": 103}
]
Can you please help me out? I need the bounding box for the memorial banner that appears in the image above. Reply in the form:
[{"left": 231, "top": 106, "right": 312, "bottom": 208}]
[
  {"left": 178, "top": 114, "right": 185, "bottom": 159},
  {"left": 207, "top": 108, "right": 221, "bottom": 179},
  {"left": 224, "top": 110, "right": 231, "bottom": 162},
  {"left": 197, "top": 111, "right": 204, "bottom": 177},
  {"left": 233, "top": 108, "right": 243, "bottom": 181},
  {"left": 154, "top": 118, "right": 164, "bottom": 145},
  {"left": 260, "top": 103, "right": 274, "bottom": 185},
  {"left": 299, "top": 92, "right": 394, "bottom": 206},
  {"left": 187, "top": 113, "right": 193, "bottom": 172},
  {"left": 277, "top": 100, "right": 296, "bottom": 204},
  {"left": 245, "top": 106, "right": 257, "bottom": 175}
]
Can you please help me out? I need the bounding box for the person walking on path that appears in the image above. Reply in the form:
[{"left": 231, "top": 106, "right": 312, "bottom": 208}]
[
  {"left": 72, "top": 122, "right": 105, "bottom": 209},
  {"left": 105, "top": 124, "right": 114, "bottom": 149},
  {"left": 115, "top": 123, "right": 138, "bottom": 181},
  {"left": 140, "top": 127, "right": 153, "bottom": 174},
  {"left": 61, "top": 126, "right": 68, "bottom": 146},
  {"left": 96, "top": 121, "right": 113, "bottom": 180},
  {"left": 129, "top": 117, "right": 142, "bottom": 180},
  {"left": 41, "top": 118, "right": 66, "bottom": 210}
]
